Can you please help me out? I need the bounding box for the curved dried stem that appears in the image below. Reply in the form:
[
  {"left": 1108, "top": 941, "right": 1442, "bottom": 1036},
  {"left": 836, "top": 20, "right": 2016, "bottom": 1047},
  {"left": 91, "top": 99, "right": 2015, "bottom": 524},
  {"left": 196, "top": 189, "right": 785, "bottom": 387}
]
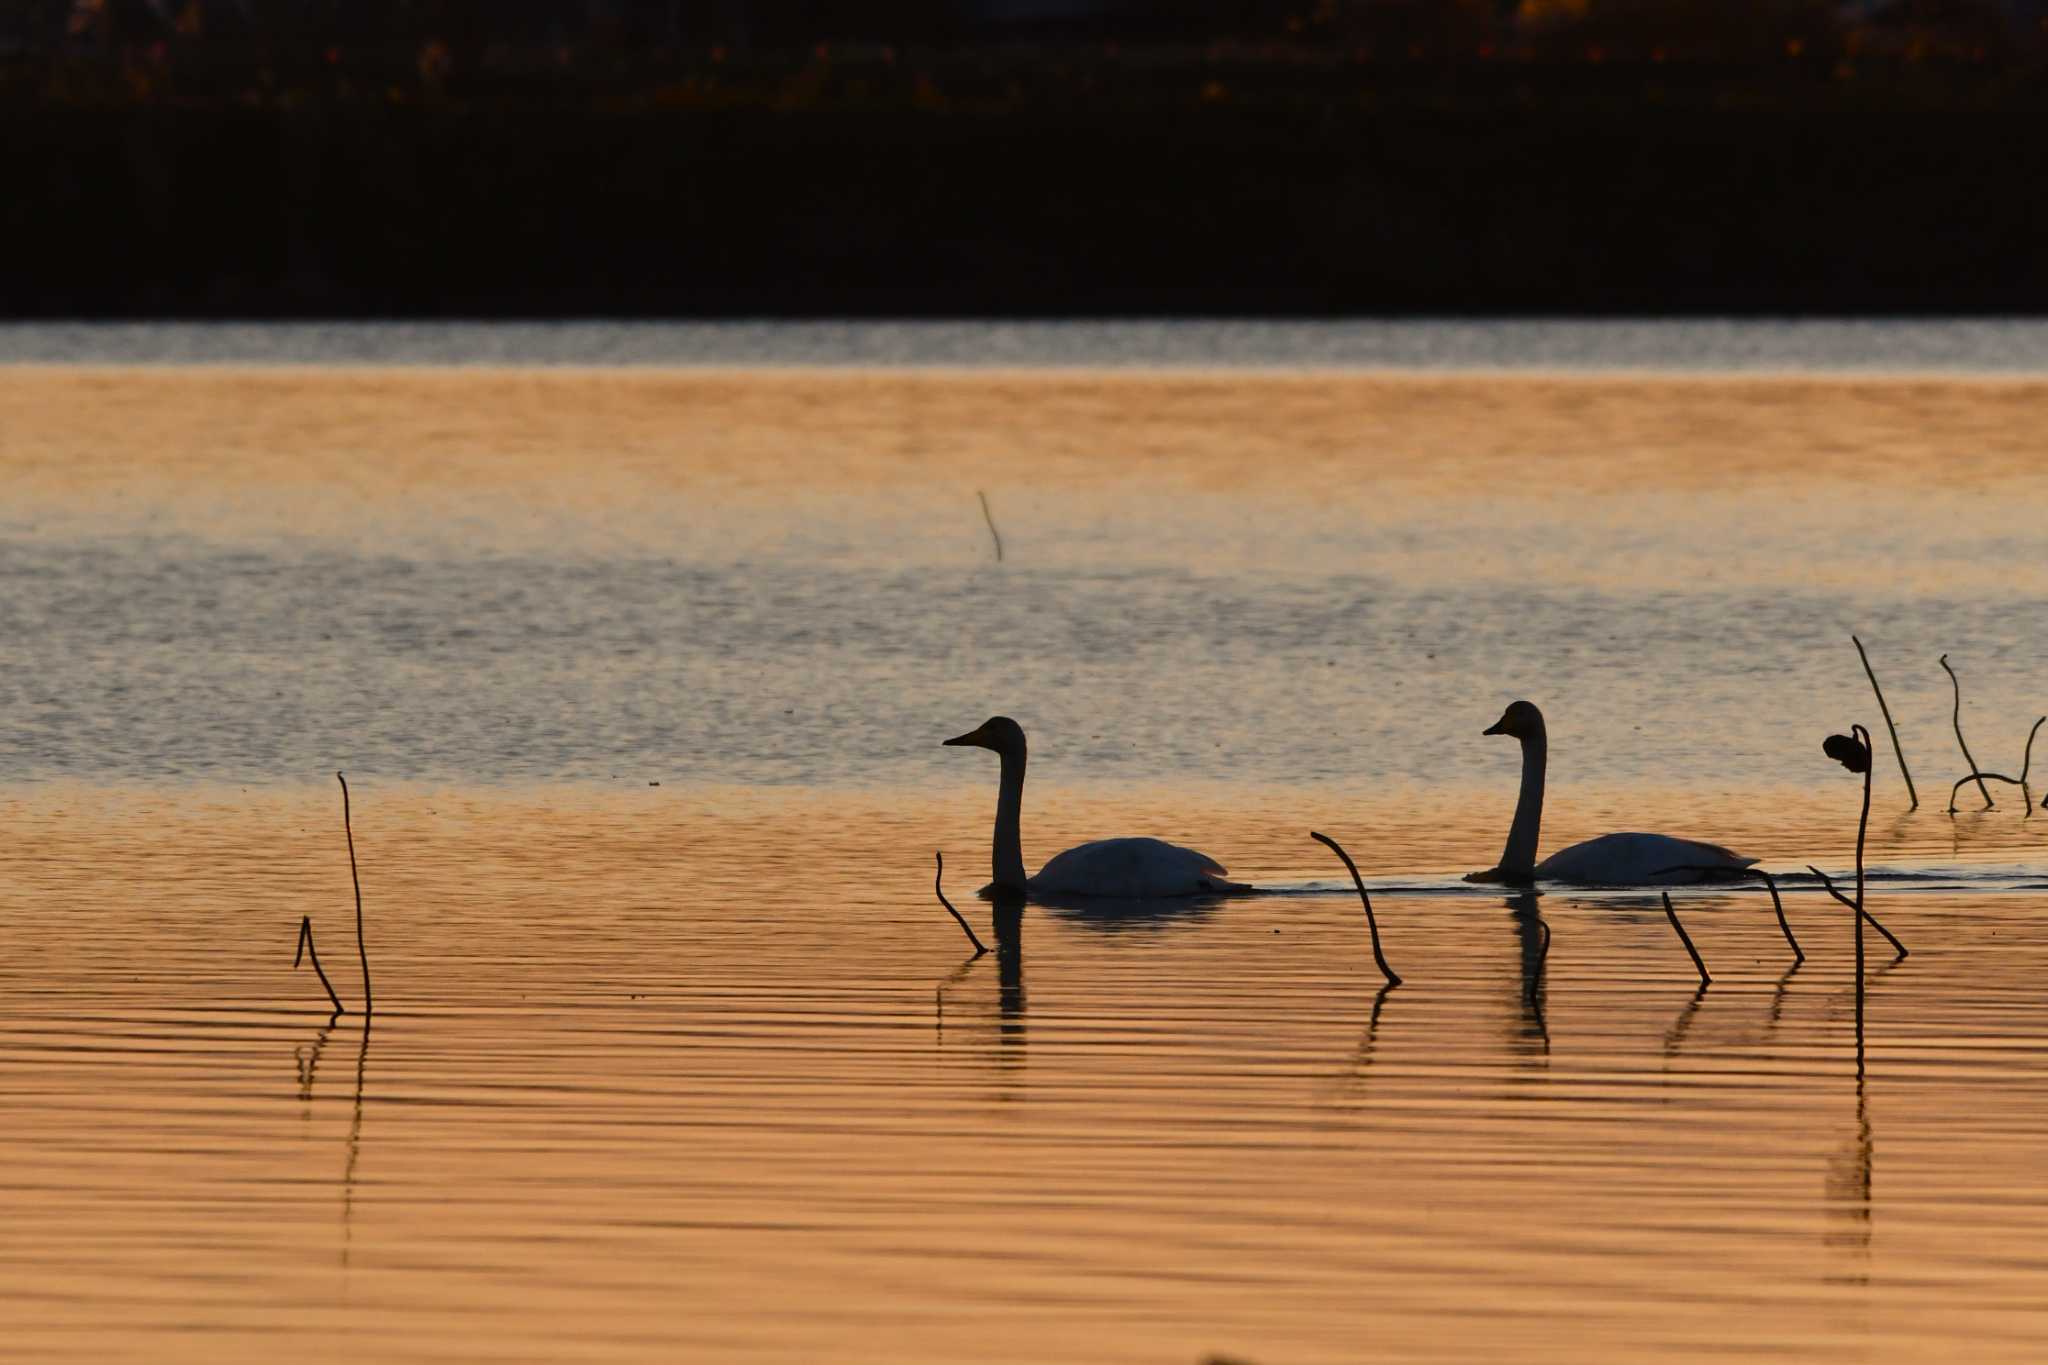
[
  {"left": 294, "top": 914, "right": 346, "bottom": 1018},
  {"left": 976, "top": 491, "right": 1004, "bottom": 563},
  {"left": 1805, "top": 865, "right": 1909, "bottom": 960},
  {"left": 337, "top": 773, "right": 372, "bottom": 1015},
  {"left": 933, "top": 852, "right": 990, "bottom": 957},
  {"left": 2021, "top": 717, "right": 2045, "bottom": 784},
  {"left": 1949, "top": 770, "right": 2029, "bottom": 808},
  {"left": 1310, "top": 830, "right": 1401, "bottom": 986},
  {"left": 1940, "top": 655, "right": 1995, "bottom": 811},
  {"left": 1853, "top": 635, "right": 1918, "bottom": 808},
  {"left": 1758, "top": 869, "right": 1803, "bottom": 965},
  {"left": 1660, "top": 892, "right": 1711, "bottom": 987}
]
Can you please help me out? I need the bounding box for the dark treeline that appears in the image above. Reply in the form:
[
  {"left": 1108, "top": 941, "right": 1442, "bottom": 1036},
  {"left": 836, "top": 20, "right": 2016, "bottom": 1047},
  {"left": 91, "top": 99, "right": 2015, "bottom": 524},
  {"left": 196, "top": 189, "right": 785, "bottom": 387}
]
[
  {"left": 9, "top": 101, "right": 2047, "bottom": 317},
  {"left": 7, "top": 2, "right": 2048, "bottom": 317},
  {"left": 10, "top": 0, "right": 2046, "bottom": 62}
]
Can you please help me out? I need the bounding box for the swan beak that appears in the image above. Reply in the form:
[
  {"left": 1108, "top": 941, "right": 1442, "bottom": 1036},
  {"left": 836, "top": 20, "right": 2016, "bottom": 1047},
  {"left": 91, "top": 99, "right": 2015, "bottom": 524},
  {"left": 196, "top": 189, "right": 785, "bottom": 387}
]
[
  {"left": 1483, "top": 717, "right": 1509, "bottom": 736},
  {"left": 943, "top": 728, "right": 986, "bottom": 749}
]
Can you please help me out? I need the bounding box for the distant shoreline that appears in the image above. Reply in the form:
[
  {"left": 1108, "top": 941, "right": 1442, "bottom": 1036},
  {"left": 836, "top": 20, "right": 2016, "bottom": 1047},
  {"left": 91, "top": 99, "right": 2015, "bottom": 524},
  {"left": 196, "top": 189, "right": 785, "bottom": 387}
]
[
  {"left": 7, "top": 101, "right": 2046, "bottom": 318},
  {"left": 8, "top": 320, "right": 2048, "bottom": 372}
]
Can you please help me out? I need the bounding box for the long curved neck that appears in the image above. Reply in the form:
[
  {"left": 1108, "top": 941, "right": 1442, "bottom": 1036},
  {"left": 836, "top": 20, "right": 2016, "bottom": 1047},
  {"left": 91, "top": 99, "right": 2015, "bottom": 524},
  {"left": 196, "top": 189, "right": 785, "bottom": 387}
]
[
  {"left": 992, "top": 746, "right": 1029, "bottom": 891},
  {"left": 1499, "top": 730, "right": 1546, "bottom": 881}
]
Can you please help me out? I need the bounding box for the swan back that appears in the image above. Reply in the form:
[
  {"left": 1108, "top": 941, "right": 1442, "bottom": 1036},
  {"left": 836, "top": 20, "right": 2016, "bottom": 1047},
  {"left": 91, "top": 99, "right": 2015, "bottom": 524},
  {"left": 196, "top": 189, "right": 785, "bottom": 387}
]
[
  {"left": 1030, "top": 837, "right": 1243, "bottom": 899},
  {"left": 1535, "top": 833, "right": 1756, "bottom": 886}
]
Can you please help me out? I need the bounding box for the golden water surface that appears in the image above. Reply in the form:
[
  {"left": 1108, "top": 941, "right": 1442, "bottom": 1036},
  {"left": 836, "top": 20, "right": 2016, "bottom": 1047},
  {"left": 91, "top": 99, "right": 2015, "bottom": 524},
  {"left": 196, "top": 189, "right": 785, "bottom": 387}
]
[{"left": 2, "top": 363, "right": 2046, "bottom": 1361}]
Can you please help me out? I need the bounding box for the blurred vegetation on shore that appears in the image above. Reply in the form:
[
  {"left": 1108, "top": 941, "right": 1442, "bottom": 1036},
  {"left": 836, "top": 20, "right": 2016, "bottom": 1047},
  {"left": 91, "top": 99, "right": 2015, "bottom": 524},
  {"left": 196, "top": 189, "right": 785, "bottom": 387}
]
[
  {"left": 6, "top": 3, "right": 2046, "bottom": 316},
  {"left": 6, "top": 1, "right": 2046, "bottom": 115}
]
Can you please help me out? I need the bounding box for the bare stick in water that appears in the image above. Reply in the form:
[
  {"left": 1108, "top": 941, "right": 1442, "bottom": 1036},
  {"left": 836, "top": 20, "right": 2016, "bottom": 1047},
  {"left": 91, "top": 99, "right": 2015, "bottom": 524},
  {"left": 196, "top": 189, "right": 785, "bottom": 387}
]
[
  {"left": 1660, "top": 892, "right": 1711, "bottom": 987},
  {"left": 337, "top": 772, "right": 373, "bottom": 1015},
  {"left": 1852, "top": 635, "right": 1917, "bottom": 808},
  {"left": 934, "top": 852, "right": 990, "bottom": 957},
  {"left": 1806, "top": 866, "right": 1909, "bottom": 960},
  {"left": 294, "top": 914, "right": 346, "bottom": 1017},
  {"left": 1651, "top": 861, "right": 1802, "bottom": 965},
  {"left": 1759, "top": 869, "right": 1802, "bottom": 965},
  {"left": 1310, "top": 830, "right": 1401, "bottom": 986},
  {"left": 1940, "top": 655, "right": 1995, "bottom": 811},
  {"left": 976, "top": 491, "right": 1004, "bottom": 563},
  {"left": 1942, "top": 715, "right": 2045, "bottom": 813}
]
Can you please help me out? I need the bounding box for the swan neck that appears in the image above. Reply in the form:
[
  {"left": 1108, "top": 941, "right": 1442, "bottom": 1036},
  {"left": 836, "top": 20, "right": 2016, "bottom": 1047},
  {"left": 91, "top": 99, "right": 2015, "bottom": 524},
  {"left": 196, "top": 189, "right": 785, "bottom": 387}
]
[
  {"left": 992, "top": 748, "right": 1029, "bottom": 891},
  {"left": 1501, "top": 731, "right": 1546, "bottom": 880}
]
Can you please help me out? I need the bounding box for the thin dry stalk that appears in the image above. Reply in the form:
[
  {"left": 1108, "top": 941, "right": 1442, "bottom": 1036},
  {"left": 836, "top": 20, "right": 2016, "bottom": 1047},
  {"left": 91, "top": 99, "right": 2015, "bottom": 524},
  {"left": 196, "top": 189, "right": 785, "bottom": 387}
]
[
  {"left": 1942, "top": 716, "right": 2045, "bottom": 813},
  {"left": 294, "top": 914, "right": 345, "bottom": 1017},
  {"left": 1854, "top": 723, "right": 1871, "bottom": 920},
  {"left": 1940, "top": 655, "right": 1995, "bottom": 811},
  {"left": 337, "top": 772, "right": 372, "bottom": 1015},
  {"left": 1651, "top": 861, "right": 1802, "bottom": 965},
  {"left": 1310, "top": 830, "right": 1401, "bottom": 986},
  {"left": 1853, "top": 635, "right": 1918, "bottom": 808},
  {"left": 933, "top": 852, "right": 990, "bottom": 957},
  {"left": 1659, "top": 892, "right": 1711, "bottom": 986},
  {"left": 1758, "top": 869, "right": 1803, "bottom": 965},
  {"left": 976, "top": 491, "right": 1004, "bottom": 563},
  {"left": 1646, "top": 892, "right": 1712, "bottom": 986},
  {"left": 1806, "top": 867, "right": 1909, "bottom": 960}
]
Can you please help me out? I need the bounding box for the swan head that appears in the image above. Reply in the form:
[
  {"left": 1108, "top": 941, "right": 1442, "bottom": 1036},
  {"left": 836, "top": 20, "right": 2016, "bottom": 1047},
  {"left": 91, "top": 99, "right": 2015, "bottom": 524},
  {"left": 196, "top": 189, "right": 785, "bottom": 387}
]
[
  {"left": 1483, "top": 700, "right": 1546, "bottom": 741},
  {"left": 943, "top": 715, "right": 1027, "bottom": 759}
]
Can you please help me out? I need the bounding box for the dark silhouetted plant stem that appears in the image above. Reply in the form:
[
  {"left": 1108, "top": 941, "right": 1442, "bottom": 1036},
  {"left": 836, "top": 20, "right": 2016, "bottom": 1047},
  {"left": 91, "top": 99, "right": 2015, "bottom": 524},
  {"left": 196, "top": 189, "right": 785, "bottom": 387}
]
[
  {"left": 1853, "top": 635, "right": 1917, "bottom": 808},
  {"left": 933, "top": 851, "right": 989, "bottom": 956},
  {"left": 977, "top": 490, "right": 1003, "bottom": 562},
  {"left": 1854, "top": 722, "right": 1869, "bottom": 1011},
  {"left": 1806, "top": 866, "right": 1907, "bottom": 960},
  {"left": 338, "top": 772, "right": 372, "bottom": 1015},
  {"left": 1660, "top": 892, "right": 1710, "bottom": 986},
  {"left": 1942, "top": 715, "right": 2044, "bottom": 812},
  {"left": 1940, "top": 655, "right": 1995, "bottom": 810},
  {"left": 294, "top": 914, "right": 345, "bottom": 1017},
  {"left": 1758, "top": 869, "right": 1802, "bottom": 965},
  {"left": 1310, "top": 830, "right": 1400, "bottom": 986}
]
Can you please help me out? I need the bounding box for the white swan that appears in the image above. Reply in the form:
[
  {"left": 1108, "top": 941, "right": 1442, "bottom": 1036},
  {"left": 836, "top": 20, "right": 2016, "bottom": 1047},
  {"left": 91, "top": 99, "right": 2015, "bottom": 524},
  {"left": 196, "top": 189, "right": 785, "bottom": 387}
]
[
  {"left": 944, "top": 716, "right": 1246, "bottom": 899},
  {"left": 1469, "top": 700, "right": 1756, "bottom": 886}
]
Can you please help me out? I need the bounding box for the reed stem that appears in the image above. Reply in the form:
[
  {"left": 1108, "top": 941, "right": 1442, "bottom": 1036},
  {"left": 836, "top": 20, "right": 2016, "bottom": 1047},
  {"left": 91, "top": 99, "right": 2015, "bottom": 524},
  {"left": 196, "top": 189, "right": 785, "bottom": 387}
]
[
  {"left": 1758, "top": 869, "right": 1803, "bottom": 965},
  {"left": 294, "top": 914, "right": 346, "bottom": 1017},
  {"left": 1310, "top": 830, "right": 1401, "bottom": 986},
  {"left": 1941, "top": 716, "right": 2044, "bottom": 812},
  {"left": 1806, "top": 866, "right": 1908, "bottom": 960},
  {"left": 976, "top": 490, "right": 1004, "bottom": 563},
  {"left": 337, "top": 772, "right": 372, "bottom": 1015},
  {"left": 1940, "top": 655, "right": 1995, "bottom": 811},
  {"left": 933, "top": 852, "right": 990, "bottom": 956},
  {"left": 1853, "top": 635, "right": 1917, "bottom": 808},
  {"left": 1660, "top": 892, "right": 1711, "bottom": 987}
]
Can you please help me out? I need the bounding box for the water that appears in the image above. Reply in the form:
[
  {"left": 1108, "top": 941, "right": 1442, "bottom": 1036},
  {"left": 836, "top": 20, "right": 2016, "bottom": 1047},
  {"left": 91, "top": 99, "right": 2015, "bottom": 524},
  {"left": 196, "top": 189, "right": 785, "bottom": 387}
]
[
  {"left": 3, "top": 324, "right": 2048, "bottom": 1360},
  {"left": 10, "top": 317, "right": 2048, "bottom": 369}
]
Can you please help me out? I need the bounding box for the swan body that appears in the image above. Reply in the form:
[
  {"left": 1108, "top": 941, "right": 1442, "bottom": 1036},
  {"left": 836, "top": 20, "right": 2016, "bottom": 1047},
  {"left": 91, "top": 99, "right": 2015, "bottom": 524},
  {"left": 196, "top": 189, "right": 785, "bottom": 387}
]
[
  {"left": 1534, "top": 833, "right": 1754, "bottom": 885},
  {"left": 1472, "top": 700, "right": 1756, "bottom": 887},
  {"left": 1031, "top": 837, "right": 1239, "bottom": 899},
  {"left": 944, "top": 716, "right": 1246, "bottom": 899}
]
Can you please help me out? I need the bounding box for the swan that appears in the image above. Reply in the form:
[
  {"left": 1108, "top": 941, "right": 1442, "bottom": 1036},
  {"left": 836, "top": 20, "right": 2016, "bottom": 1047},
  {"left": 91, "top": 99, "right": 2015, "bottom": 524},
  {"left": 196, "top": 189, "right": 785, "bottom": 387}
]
[
  {"left": 943, "top": 715, "right": 1247, "bottom": 899},
  {"left": 1468, "top": 700, "right": 1756, "bottom": 886}
]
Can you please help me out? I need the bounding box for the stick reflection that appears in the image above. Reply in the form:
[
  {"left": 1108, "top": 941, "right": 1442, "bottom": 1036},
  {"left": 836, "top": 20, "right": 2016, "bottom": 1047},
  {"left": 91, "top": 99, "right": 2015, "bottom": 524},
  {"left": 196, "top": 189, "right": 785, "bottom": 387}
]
[{"left": 295, "top": 1016, "right": 371, "bottom": 1267}]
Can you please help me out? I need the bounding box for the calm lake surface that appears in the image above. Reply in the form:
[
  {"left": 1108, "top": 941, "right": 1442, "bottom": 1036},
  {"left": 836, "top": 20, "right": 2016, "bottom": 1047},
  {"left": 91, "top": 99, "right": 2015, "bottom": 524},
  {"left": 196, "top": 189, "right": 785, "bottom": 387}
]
[{"left": 2, "top": 322, "right": 2047, "bottom": 1361}]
